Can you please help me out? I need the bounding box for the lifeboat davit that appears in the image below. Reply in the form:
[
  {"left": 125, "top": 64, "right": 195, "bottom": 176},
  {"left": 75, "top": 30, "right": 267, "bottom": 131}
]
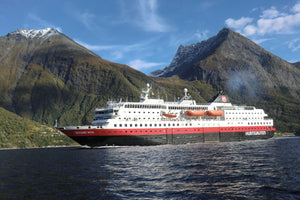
[
  {"left": 185, "top": 110, "right": 205, "bottom": 116},
  {"left": 206, "top": 110, "right": 223, "bottom": 116},
  {"left": 163, "top": 113, "right": 177, "bottom": 118}
]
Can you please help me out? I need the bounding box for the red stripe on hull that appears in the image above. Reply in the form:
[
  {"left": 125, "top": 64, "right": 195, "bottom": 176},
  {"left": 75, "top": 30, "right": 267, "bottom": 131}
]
[{"left": 60, "top": 126, "right": 275, "bottom": 137}]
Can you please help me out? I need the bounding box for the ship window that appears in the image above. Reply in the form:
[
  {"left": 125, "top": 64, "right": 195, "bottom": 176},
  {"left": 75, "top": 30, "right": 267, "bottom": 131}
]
[
  {"left": 119, "top": 124, "right": 122, "bottom": 127},
  {"left": 114, "top": 124, "right": 117, "bottom": 127},
  {"left": 145, "top": 124, "right": 147, "bottom": 127},
  {"left": 125, "top": 124, "right": 127, "bottom": 127},
  {"left": 130, "top": 124, "right": 132, "bottom": 127},
  {"left": 140, "top": 124, "right": 143, "bottom": 127}
]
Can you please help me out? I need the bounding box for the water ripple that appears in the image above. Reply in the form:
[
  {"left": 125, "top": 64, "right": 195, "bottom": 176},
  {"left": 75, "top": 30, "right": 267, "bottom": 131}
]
[{"left": 0, "top": 137, "right": 300, "bottom": 199}]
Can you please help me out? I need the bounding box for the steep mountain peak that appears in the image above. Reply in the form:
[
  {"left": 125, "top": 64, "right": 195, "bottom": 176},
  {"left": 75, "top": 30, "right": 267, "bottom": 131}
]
[
  {"left": 150, "top": 26, "right": 300, "bottom": 101},
  {"left": 10, "top": 28, "right": 60, "bottom": 39},
  {"left": 150, "top": 27, "right": 233, "bottom": 77}
]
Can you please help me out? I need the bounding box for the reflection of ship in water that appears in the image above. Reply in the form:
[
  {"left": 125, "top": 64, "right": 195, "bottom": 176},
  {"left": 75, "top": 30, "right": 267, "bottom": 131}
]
[{"left": 58, "top": 84, "right": 275, "bottom": 147}]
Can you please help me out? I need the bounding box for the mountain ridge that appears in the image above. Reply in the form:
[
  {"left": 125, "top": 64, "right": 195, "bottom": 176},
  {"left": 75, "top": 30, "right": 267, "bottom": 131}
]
[
  {"left": 150, "top": 28, "right": 300, "bottom": 98},
  {"left": 150, "top": 28, "right": 300, "bottom": 134},
  {"left": 0, "top": 27, "right": 300, "bottom": 135}
]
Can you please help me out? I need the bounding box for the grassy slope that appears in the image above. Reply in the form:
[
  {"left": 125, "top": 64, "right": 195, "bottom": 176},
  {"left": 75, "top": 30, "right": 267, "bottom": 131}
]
[{"left": 0, "top": 107, "right": 76, "bottom": 148}]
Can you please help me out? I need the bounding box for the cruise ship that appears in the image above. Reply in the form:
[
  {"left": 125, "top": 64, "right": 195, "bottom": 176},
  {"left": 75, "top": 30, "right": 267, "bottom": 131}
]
[{"left": 58, "top": 84, "right": 275, "bottom": 147}]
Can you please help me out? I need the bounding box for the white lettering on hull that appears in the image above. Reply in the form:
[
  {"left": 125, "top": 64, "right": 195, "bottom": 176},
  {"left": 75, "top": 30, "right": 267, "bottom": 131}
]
[
  {"left": 245, "top": 131, "right": 266, "bottom": 136},
  {"left": 75, "top": 131, "right": 94, "bottom": 134}
]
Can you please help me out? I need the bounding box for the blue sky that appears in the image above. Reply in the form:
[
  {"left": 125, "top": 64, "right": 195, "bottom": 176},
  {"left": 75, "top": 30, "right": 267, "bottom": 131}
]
[{"left": 1, "top": 0, "right": 300, "bottom": 74}]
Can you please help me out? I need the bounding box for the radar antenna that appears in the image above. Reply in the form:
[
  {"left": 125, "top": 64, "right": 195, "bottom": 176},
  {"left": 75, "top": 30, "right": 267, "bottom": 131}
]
[
  {"left": 140, "top": 83, "right": 152, "bottom": 101},
  {"left": 181, "top": 88, "right": 192, "bottom": 100}
]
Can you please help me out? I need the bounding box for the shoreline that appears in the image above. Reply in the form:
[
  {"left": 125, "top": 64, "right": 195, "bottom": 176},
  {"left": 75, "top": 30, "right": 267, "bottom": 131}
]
[
  {"left": 0, "top": 145, "right": 81, "bottom": 151},
  {"left": 274, "top": 132, "right": 295, "bottom": 137}
]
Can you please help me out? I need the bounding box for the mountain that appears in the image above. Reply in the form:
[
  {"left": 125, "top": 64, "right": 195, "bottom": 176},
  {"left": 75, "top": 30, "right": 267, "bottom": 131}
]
[
  {"left": 293, "top": 62, "right": 300, "bottom": 68},
  {"left": 1, "top": 27, "right": 299, "bottom": 137},
  {"left": 150, "top": 28, "right": 300, "bottom": 97},
  {"left": 0, "top": 28, "right": 156, "bottom": 126},
  {"left": 0, "top": 28, "right": 212, "bottom": 129},
  {"left": 151, "top": 28, "right": 300, "bottom": 134}
]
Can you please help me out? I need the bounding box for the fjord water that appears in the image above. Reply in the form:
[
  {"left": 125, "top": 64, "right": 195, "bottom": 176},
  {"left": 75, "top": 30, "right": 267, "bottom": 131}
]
[{"left": 1, "top": 137, "right": 300, "bottom": 200}]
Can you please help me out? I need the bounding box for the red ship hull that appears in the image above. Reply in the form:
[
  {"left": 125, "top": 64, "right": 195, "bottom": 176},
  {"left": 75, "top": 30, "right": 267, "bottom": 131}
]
[{"left": 59, "top": 126, "right": 275, "bottom": 147}]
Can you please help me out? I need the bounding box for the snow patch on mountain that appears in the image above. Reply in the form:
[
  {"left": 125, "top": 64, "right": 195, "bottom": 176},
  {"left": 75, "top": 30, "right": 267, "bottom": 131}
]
[{"left": 12, "top": 28, "right": 60, "bottom": 39}]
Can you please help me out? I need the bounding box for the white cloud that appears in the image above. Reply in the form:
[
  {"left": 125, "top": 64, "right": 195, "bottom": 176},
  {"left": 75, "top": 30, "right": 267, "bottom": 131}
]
[
  {"left": 168, "top": 29, "right": 210, "bottom": 48},
  {"left": 243, "top": 25, "right": 257, "bottom": 36},
  {"left": 287, "top": 38, "right": 300, "bottom": 51},
  {"left": 260, "top": 6, "right": 279, "bottom": 19},
  {"left": 252, "top": 38, "right": 273, "bottom": 44},
  {"left": 256, "top": 13, "right": 300, "bottom": 35},
  {"left": 120, "top": 0, "right": 170, "bottom": 32},
  {"left": 139, "top": 0, "right": 170, "bottom": 32},
  {"left": 75, "top": 40, "right": 115, "bottom": 51},
  {"left": 292, "top": 3, "right": 300, "bottom": 12},
  {"left": 194, "top": 30, "right": 209, "bottom": 41},
  {"left": 226, "top": 3, "right": 300, "bottom": 36},
  {"left": 78, "top": 10, "right": 95, "bottom": 29},
  {"left": 225, "top": 17, "right": 253, "bottom": 30},
  {"left": 128, "top": 59, "right": 164, "bottom": 70}
]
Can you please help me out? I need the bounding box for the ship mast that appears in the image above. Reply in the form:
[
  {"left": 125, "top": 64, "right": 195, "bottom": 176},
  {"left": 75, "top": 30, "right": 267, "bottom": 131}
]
[{"left": 140, "top": 83, "right": 152, "bottom": 101}]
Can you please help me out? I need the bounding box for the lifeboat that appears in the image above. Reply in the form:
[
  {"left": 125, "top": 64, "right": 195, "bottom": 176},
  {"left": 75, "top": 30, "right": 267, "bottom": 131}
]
[
  {"left": 163, "top": 113, "right": 177, "bottom": 118},
  {"left": 206, "top": 110, "right": 223, "bottom": 116},
  {"left": 185, "top": 110, "right": 205, "bottom": 116}
]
